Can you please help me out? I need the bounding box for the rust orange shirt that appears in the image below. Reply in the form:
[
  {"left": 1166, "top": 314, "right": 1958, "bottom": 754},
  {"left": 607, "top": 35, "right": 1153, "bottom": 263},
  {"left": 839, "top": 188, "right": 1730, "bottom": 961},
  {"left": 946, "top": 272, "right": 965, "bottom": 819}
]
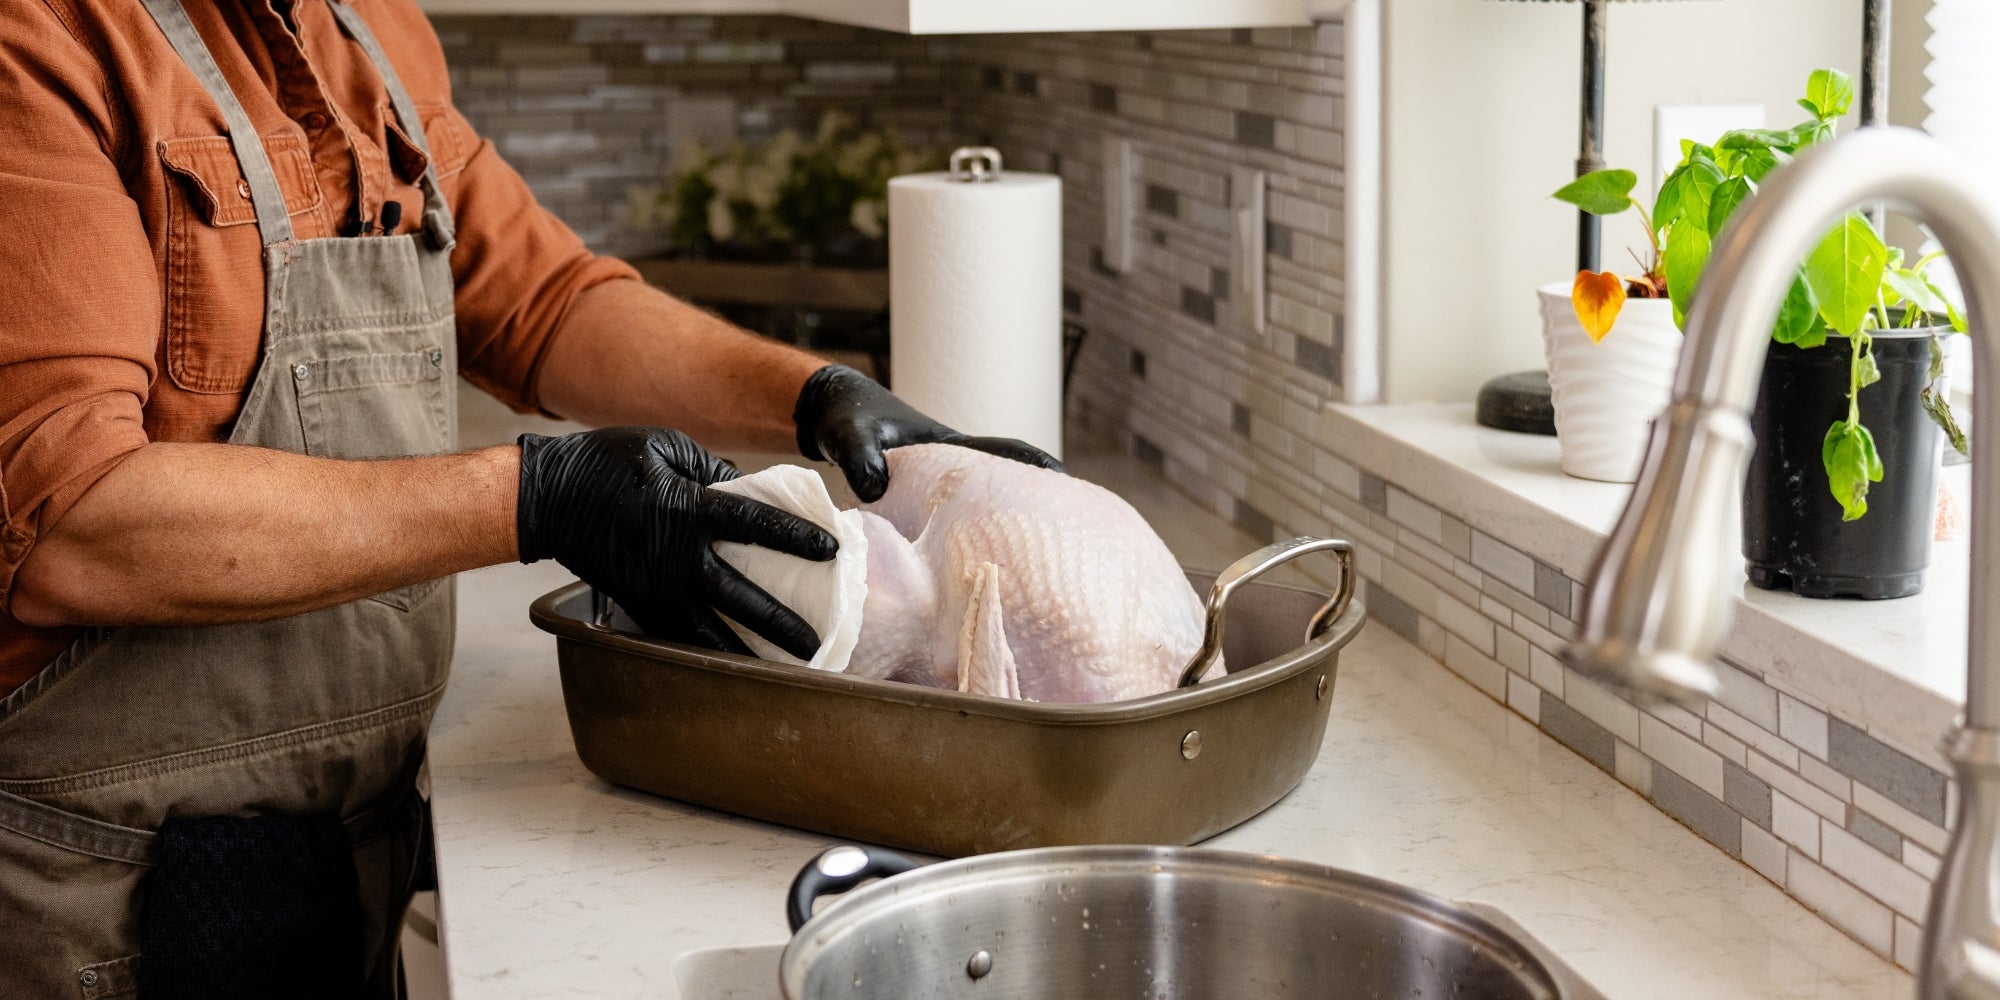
[{"left": 0, "top": 0, "right": 639, "bottom": 690}]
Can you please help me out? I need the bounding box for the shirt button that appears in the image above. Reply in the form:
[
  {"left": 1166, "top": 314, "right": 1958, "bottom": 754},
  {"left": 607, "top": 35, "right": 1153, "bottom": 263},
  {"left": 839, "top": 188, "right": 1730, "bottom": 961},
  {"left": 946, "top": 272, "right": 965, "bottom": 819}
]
[
  {"left": 237, "top": 178, "right": 251, "bottom": 200},
  {"left": 293, "top": 363, "right": 311, "bottom": 381},
  {"left": 301, "top": 111, "right": 329, "bottom": 130}
]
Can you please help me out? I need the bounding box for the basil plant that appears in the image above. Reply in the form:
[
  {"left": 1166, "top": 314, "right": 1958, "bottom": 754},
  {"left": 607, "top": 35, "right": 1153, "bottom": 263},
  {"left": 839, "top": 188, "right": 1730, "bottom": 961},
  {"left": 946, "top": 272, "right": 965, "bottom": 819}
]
[{"left": 1552, "top": 68, "right": 1967, "bottom": 521}]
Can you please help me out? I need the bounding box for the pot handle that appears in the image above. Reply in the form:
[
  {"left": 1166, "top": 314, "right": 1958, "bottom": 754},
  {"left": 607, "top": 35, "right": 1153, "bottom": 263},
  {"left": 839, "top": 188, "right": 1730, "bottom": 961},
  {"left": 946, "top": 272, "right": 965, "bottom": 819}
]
[
  {"left": 786, "top": 845, "right": 925, "bottom": 932},
  {"left": 1178, "top": 536, "right": 1357, "bottom": 688}
]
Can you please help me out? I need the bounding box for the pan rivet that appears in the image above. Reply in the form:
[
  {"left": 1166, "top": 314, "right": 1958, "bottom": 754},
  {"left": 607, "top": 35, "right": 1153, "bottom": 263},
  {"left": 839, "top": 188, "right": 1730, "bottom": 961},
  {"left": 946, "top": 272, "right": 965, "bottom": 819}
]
[
  {"left": 1316, "top": 674, "right": 1329, "bottom": 700},
  {"left": 1181, "top": 731, "right": 1203, "bottom": 760},
  {"left": 967, "top": 950, "right": 993, "bottom": 979}
]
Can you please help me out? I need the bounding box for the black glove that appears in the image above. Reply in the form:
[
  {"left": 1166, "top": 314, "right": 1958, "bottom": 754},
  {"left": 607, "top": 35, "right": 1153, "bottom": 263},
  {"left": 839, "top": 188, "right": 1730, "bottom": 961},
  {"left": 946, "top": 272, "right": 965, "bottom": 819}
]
[
  {"left": 516, "top": 426, "right": 837, "bottom": 660},
  {"left": 792, "top": 364, "right": 1065, "bottom": 503}
]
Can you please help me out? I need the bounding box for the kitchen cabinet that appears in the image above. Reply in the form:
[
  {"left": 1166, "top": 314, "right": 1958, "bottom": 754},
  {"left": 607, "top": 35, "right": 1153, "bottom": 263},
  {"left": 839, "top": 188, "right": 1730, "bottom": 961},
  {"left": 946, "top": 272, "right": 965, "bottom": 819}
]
[{"left": 414, "top": 0, "right": 1312, "bottom": 33}]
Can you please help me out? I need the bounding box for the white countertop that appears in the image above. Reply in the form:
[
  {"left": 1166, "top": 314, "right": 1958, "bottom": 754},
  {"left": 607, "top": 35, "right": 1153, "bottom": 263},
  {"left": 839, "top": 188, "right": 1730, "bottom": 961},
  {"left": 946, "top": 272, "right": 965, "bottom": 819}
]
[
  {"left": 427, "top": 420, "right": 1909, "bottom": 999},
  {"left": 1326, "top": 401, "right": 1969, "bottom": 772}
]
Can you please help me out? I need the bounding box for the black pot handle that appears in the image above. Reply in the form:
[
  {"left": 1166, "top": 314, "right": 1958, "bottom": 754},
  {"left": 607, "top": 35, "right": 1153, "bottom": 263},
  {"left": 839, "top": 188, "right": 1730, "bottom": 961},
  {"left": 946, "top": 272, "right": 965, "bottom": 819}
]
[{"left": 786, "top": 845, "right": 924, "bottom": 932}]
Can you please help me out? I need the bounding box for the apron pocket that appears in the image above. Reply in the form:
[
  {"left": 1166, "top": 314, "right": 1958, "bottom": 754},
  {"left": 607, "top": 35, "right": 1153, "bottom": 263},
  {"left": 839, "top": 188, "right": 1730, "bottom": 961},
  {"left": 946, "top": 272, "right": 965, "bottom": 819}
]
[
  {"left": 292, "top": 350, "right": 450, "bottom": 461},
  {"left": 78, "top": 955, "right": 138, "bottom": 1000},
  {"left": 292, "top": 349, "right": 452, "bottom": 610}
]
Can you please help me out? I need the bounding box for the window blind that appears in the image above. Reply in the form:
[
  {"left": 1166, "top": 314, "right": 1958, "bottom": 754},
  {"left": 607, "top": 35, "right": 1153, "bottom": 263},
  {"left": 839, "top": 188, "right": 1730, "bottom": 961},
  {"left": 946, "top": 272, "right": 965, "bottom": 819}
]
[{"left": 1926, "top": 0, "right": 2000, "bottom": 175}]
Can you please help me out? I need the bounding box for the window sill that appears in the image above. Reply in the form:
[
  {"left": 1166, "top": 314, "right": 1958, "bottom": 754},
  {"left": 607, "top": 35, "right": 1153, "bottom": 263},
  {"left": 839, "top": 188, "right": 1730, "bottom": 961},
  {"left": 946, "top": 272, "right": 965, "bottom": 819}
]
[{"left": 1323, "top": 401, "right": 1966, "bottom": 769}]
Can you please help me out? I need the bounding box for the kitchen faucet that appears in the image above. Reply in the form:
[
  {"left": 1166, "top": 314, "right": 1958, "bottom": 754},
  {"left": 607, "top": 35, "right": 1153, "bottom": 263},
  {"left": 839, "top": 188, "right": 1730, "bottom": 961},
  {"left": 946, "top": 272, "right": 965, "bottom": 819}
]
[{"left": 1564, "top": 127, "right": 2000, "bottom": 1000}]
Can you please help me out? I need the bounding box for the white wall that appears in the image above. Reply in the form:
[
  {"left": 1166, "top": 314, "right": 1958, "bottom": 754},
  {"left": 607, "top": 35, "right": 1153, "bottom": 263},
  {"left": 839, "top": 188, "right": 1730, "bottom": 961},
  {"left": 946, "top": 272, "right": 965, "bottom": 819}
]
[{"left": 1377, "top": 0, "right": 1865, "bottom": 403}]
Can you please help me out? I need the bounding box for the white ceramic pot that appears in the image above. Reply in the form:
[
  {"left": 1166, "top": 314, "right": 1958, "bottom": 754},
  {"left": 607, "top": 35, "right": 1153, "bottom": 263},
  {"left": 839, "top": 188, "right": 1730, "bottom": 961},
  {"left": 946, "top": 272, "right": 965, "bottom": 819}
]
[{"left": 1537, "top": 282, "right": 1682, "bottom": 483}]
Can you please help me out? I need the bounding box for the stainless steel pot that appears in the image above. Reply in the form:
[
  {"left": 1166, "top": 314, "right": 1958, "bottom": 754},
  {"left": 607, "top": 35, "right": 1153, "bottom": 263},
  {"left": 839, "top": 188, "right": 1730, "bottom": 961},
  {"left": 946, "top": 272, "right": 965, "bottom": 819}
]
[{"left": 780, "top": 845, "right": 1606, "bottom": 1000}]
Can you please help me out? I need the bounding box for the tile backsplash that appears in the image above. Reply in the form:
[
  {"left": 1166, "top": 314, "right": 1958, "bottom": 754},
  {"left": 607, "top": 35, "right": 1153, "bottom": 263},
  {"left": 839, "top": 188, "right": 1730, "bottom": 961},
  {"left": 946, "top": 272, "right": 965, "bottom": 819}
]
[
  {"left": 437, "top": 12, "right": 1938, "bottom": 971},
  {"left": 432, "top": 15, "right": 961, "bottom": 256}
]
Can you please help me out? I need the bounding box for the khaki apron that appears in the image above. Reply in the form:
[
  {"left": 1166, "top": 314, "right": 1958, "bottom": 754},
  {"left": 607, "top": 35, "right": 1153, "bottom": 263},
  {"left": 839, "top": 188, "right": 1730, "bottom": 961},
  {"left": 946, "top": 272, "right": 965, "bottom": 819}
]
[{"left": 0, "top": 1, "right": 461, "bottom": 994}]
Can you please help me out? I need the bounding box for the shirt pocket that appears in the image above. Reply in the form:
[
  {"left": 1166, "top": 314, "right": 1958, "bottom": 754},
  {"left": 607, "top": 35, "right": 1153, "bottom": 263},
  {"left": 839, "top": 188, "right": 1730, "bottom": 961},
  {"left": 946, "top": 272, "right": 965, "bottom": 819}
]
[{"left": 157, "top": 133, "right": 327, "bottom": 395}]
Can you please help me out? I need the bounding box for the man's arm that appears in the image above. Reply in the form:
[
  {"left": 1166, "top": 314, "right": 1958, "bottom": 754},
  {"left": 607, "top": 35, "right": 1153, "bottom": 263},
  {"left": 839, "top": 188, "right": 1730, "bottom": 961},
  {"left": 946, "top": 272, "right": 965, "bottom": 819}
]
[
  {"left": 9, "top": 444, "right": 518, "bottom": 628},
  {"left": 534, "top": 278, "right": 827, "bottom": 453}
]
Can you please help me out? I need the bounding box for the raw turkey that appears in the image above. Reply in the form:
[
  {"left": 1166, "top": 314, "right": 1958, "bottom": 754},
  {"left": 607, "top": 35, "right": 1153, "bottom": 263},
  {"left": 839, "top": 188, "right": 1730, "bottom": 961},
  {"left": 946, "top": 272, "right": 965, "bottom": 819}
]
[
  {"left": 711, "top": 444, "right": 1210, "bottom": 703},
  {"left": 852, "top": 444, "right": 1207, "bottom": 702}
]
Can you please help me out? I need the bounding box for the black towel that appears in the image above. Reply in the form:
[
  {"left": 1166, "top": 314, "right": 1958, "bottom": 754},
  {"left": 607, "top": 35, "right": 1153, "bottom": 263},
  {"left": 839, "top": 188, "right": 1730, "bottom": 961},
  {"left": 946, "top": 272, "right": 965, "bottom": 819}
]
[{"left": 138, "top": 813, "right": 364, "bottom": 1000}]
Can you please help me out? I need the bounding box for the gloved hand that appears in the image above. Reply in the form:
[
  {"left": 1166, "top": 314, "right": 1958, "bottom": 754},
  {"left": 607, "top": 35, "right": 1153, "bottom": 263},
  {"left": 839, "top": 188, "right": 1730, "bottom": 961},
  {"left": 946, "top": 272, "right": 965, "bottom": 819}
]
[
  {"left": 516, "top": 426, "right": 837, "bottom": 660},
  {"left": 792, "top": 364, "right": 1064, "bottom": 503}
]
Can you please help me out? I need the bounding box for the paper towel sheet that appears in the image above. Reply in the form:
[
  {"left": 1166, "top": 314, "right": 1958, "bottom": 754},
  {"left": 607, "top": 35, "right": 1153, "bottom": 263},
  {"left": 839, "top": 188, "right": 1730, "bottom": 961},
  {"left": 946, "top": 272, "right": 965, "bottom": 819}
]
[
  {"left": 889, "top": 170, "right": 1064, "bottom": 459},
  {"left": 710, "top": 466, "right": 868, "bottom": 673}
]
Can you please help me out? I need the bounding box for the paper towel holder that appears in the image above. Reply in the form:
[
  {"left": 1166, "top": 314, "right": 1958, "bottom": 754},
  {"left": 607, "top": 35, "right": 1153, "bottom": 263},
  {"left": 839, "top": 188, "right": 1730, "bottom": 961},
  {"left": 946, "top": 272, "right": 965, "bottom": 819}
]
[{"left": 948, "top": 146, "right": 1004, "bottom": 183}]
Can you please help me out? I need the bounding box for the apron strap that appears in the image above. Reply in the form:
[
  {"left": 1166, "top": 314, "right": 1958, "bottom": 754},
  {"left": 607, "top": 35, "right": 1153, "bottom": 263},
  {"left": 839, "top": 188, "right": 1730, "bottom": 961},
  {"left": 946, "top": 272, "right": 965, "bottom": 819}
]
[
  {"left": 138, "top": 0, "right": 297, "bottom": 247},
  {"left": 325, "top": 0, "right": 458, "bottom": 252}
]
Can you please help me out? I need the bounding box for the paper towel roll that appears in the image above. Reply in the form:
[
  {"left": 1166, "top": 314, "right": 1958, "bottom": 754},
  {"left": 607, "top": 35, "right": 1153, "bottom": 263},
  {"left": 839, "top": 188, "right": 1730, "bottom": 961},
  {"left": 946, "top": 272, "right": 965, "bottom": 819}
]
[{"left": 889, "top": 167, "right": 1064, "bottom": 459}]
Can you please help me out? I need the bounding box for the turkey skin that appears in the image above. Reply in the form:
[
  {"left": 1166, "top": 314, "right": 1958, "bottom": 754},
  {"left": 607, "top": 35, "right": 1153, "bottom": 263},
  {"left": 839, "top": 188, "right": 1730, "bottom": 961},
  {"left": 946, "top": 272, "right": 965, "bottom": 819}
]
[{"left": 848, "top": 444, "right": 1208, "bottom": 703}]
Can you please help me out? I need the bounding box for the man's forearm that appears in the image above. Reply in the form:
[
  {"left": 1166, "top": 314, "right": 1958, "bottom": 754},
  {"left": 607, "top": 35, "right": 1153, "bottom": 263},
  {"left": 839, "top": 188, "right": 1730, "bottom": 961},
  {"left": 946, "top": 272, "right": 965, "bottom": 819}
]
[
  {"left": 8, "top": 442, "right": 519, "bottom": 628},
  {"left": 534, "top": 278, "right": 827, "bottom": 453}
]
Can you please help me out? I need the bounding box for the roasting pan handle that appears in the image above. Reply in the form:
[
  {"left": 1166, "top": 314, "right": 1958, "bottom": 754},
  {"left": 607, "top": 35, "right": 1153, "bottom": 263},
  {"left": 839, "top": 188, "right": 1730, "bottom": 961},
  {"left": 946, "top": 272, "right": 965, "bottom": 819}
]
[
  {"left": 1177, "top": 536, "right": 1356, "bottom": 689},
  {"left": 786, "top": 845, "right": 925, "bottom": 932}
]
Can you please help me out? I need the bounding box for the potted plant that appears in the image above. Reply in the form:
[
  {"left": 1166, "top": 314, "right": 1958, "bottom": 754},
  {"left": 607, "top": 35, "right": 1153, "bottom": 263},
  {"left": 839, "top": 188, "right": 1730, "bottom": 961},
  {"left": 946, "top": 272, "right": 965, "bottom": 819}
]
[
  {"left": 645, "top": 112, "right": 941, "bottom": 267},
  {"left": 1555, "top": 68, "right": 1968, "bottom": 598}
]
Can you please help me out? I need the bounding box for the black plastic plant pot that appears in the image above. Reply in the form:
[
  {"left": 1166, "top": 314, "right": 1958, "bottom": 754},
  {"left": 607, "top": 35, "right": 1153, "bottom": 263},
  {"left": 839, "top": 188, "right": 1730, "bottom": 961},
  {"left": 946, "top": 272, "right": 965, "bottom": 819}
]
[{"left": 1743, "top": 326, "right": 1945, "bottom": 600}]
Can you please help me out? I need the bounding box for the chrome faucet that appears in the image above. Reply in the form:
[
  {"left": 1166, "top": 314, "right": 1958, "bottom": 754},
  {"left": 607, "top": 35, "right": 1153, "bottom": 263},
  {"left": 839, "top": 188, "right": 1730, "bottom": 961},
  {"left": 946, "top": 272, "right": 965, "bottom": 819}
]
[{"left": 1564, "top": 127, "right": 2000, "bottom": 999}]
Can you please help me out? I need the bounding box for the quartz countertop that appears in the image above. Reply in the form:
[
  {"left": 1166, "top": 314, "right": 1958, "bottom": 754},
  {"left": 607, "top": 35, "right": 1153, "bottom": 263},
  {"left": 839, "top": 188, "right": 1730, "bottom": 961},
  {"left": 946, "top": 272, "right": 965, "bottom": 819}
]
[{"left": 429, "top": 400, "right": 1909, "bottom": 999}]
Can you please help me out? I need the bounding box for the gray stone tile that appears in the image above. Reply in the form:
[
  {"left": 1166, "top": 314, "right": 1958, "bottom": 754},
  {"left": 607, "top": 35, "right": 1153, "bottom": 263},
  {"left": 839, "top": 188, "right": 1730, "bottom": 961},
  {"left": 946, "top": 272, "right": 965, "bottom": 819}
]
[
  {"left": 1532, "top": 560, "right": 1572, "bottom": 618},
  {"left": 1360, "top": 473, "right": 1388, "bottom": 515},
  {"left": 1654, "top": 763, "right": 1745, "bottom": 855},
  {"left": 1062, "top": 285, "right": 1082, "bottom": 314},
  {"left": 1724, "top": 760, "right": 1773, "bottom": 830},
  {"left": 1439, "top": 515, "right": 1471, "bottom": 561},
  {"left": 1233, "top": 499, "right": 1276, "bottom": 541},
  {"left": 1363, "top": 580, "right": 1421, "bottom": 643},
  {"left": 1235, "top": 110, "right": 1277, "bottom": 149},
  {"left": 1133, "top": 435, "right": 1165, "bottom": 471},
  {"left": 1130, "top": 349, "right": 1147, "bottom": 379},
  {"left": 1266, "top": 221, "right": 1294, "bottom": 260},
  {"left": 1180, "top": 287, "right": 1217, "bottom": 325},
  {"left": 1850, "top": 809, "right": 1904, "bottom": 858},
  {"left": 1089, "top": 83, "right": 1117, "bottom": 112},
  {"left": 1210, "top": 266, "right": 1230, "bottom": 302},
  {"left": 1294, "top": 336, "right": 1337, "bottom": 379},
  {"left": 1541, "top": 692, "right": 1616, "bottom": 774},
  {"left": 1231, "top": 402, "right": 1253, "bottom": 437},
  {"left": 1829, "top": 718, "right": 1947, "bottom": 827},
  {"left": 1145, "top": 183, "right": 1180, "bottom": 219}
]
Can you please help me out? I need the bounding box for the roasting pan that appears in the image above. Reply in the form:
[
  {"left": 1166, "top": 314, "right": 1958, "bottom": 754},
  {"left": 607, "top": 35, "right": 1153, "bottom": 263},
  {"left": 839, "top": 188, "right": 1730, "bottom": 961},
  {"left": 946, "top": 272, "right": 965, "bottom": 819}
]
[{"left": 528, "top": 537, "right": 1365, "bottom": 858}]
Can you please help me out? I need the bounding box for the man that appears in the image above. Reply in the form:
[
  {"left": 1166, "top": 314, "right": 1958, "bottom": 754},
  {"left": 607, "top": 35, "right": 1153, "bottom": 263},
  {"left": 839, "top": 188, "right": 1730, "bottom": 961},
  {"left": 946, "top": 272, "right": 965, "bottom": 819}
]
[{"left": 0, "top": 1, "right": 1053, "bottom": 995}]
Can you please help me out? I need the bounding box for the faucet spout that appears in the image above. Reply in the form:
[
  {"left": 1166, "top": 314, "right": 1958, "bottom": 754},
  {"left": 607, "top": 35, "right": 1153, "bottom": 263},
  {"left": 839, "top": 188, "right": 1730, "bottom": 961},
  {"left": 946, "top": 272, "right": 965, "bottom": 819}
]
[{"left": 1565, "top": 127, "right": 2000, "bottom": 1000}]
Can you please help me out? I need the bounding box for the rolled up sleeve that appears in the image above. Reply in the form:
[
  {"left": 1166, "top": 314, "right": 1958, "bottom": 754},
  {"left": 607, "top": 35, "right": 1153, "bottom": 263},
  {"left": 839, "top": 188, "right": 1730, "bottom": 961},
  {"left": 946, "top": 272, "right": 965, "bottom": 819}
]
[
  {"left": 441, "top": 114, "right": 640, "bottom": 415},
  {"left": 0, "top": 19, "right": 156, "bottom": 608}
]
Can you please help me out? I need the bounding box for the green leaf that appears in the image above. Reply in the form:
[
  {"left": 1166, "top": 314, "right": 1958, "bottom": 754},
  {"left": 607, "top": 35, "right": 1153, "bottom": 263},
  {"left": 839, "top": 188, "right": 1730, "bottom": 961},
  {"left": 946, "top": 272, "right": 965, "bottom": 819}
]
[
  {"left": 1885, "top": 268, "right": 1938, "bottom": 312},
  {"left": 1930, "top": 331, "right": 1947, "bottom": 383},
  {"left": 1737, "top": 147, "right": 1783, "bottom": 182},
  {"left": 1794, "top": 324, "right": 1830, "bottom": 349},
  {"left": 1822, "top": 420, "right": 1883, "bottom": 521},
  {"left": 1784, "top": 119, "right": 1836, "bottom": 151},
  {"left": 1804, "top": 68, "right": 1856, "bottom": 121},
  {"left": 1707, "top": 176, "right": 1753, "bottom": 237},
  {"left": 1919, "top": 273, "right": 1970, "bottom": 333},
  {"left": 1804, "top": 213, "right": 1891, "bottom": 334},
  {"left": 1857, "top": 345, "right": 1882, "bottom": 388},
  {"left": 1663, "top": 220, "right": 1711, "bottom": 329},
  {"left": 1653, "top": 154, "right": 1726, "bottom": 231},
  {"left": 1552, "top": 170, "right": 1638, "bottom": 215},
  {"left": 1772, "top": 272, "right": 1820, "bottom": 344},
  {"left": 1923, "top": 389, "right": 1970, "bottom": 456},
  {"left": 1719, "top": 128, "right": 1798, "bottom": 154}
]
